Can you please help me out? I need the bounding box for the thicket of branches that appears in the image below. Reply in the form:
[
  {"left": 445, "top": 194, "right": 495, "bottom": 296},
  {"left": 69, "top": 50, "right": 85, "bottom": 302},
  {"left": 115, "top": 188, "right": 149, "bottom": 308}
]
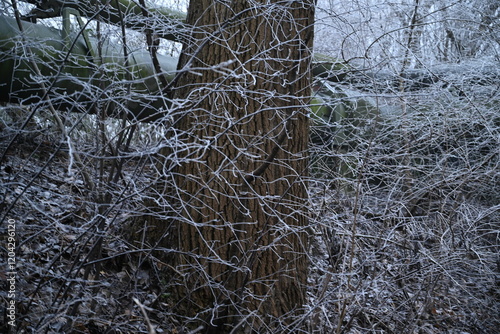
[{"left": 1, "top": 0, "right": 499, "bottom": 333}]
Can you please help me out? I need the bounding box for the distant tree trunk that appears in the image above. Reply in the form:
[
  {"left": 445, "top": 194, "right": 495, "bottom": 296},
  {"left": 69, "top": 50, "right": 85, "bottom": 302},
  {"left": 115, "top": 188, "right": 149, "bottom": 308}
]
[{"left": 168, "top": 0, "right": 315, "bottom": 332}]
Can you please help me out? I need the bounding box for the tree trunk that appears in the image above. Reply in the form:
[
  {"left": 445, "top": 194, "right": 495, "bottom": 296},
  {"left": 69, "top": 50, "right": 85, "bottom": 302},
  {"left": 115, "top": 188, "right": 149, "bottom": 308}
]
[{"left": 167, "top": 0, "right": 315, "bottom": 332}]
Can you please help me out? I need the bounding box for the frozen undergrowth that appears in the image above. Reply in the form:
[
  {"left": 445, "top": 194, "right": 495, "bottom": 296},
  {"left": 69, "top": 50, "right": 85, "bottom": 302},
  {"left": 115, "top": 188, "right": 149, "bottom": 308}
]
[
  {"left": 306, "top": 87, "right": 500, "bottom": 333},
  {"left": 1, "top": 89, "right": 499, "bottom": 333}
]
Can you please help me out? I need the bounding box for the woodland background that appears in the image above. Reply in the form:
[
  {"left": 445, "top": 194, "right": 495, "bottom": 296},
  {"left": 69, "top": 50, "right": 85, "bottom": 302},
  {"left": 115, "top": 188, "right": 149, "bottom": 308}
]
[{"left": 1, "top": 0, "right": 499, "bottom": 333}]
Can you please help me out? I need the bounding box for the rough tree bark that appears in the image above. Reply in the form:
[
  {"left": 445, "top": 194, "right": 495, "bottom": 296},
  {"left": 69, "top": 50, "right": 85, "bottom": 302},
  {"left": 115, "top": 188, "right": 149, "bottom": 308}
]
[{"left": 166, "top": 0, "right": 315, "bottom": 332}]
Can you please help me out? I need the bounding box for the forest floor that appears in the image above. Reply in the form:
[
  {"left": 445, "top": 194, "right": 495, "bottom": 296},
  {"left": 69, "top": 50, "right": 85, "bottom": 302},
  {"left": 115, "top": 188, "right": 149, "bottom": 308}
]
[{"left": 1, "top": 118, "right": 499, "bottom": 334}]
